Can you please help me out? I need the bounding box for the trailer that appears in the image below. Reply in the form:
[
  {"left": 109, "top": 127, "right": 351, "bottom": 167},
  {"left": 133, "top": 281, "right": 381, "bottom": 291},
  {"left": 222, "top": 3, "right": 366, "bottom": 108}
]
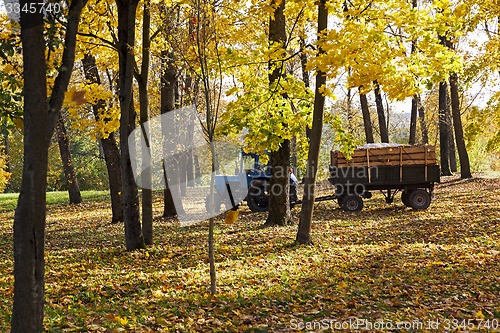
[{"left": 328, "top": 144, "right": 440, "bottom": 212}]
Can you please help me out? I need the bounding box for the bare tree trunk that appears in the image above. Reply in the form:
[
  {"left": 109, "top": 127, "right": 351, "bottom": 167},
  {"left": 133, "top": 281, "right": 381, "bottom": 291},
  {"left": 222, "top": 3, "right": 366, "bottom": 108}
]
[
  {"left": 12, "top": 10, "right": 48, "bottom": 332},
  {"left": 82, "top": 54, "right": 123, "bottom": 223},
  {"left": 296, "top": 0, "right": 328, "bottom": 245},
  {"left": 161, "top": 51, "right": 183, "bottom": 218},
  {"left": 56, "top": 117, "right": 82, "bottom": 204},
  {"left": 116, "top": 0, "right": 144, "bottom": 250},
  {"left": 449, "top": 73, "right": 472, "bottom": 178},
  {"left": 299, "top": 36, "right": 311, "bottom": 139},
  {"left": 12, "top": 0, "right": 87, "bottom": 329},
  {"left": 439, "top": 81, "right": 452, "bottom": 176},
  {"left": 359, "top": 89, "right": 374, "bottom": 143},
  {"left": 137, "top": 0, "right": 153, "bottom": 245},
  {"left": 409, "top": 96, "right": 418, "bottom": 145},
  {"left": 417, "top": 94, "right": 429, "bottom": 144},
  {"left": 408, "top": 0, "right": 418, "bottom": 145},
  {"left": 374, "top": 81, "right": 389, "bottom": 143},
  {"left": 265, "top": 0, "right": 292, "bottom": 226}
]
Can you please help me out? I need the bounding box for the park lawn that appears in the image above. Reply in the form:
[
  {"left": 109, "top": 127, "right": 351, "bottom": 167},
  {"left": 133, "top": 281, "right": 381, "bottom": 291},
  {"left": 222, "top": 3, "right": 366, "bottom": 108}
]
[
  {"left": 0, "top": 176, "right": 499, "bottom": 332},
  {"left": 0, "top": 190, "right": 111, "bottom": 213}
]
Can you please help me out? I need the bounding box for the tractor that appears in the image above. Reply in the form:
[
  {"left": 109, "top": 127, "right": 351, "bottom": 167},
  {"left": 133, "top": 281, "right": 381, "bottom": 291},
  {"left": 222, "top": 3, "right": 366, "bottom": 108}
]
[{"left": 205, "top": 151, "right": 298, "bottom": 213}]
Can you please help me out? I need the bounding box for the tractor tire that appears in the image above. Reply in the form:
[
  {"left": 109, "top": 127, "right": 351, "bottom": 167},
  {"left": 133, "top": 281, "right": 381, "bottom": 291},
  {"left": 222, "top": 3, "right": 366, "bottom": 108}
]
[
  {"left": 247, "top": 181, "right": 269, "bottom": 212},
  {"left": 409, "top": 189, "right": 431, "bottom": 210},
  {"left": 341, "top": 195, "right": 363, "bottom": 212}
]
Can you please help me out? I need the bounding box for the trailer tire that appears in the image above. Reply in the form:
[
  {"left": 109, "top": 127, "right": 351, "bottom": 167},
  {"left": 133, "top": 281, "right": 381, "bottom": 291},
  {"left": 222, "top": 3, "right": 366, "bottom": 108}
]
[
  {"left": 409, "top": 189, "right": 431, "bottom": 210},
  {"left": 341, "top": 195, "right": 363, "bottom": 212},
  {"left": 401, "top": 191, "right": 411, "bottom": 207}
]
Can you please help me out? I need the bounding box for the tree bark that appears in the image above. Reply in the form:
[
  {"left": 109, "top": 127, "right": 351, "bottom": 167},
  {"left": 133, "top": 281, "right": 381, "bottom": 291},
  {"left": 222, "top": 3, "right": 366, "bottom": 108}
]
[
  {"left": 359, "top": 89, "right": 374, "bottom": 143},
  {"left": 137, "top": 0, "right": 153, "bottom": 244},
  {"left": 161, "top": 51, "right": 183, "bottom": 218},
  {"left": 296, "top": 0, "right": 328, "bottom": 245},
  {"left": 417, "top": 94, "right": 429, "bottom": 144},
  {"left": 373, "top": 81, "right": 389, "bottom": 143},
  {"left": 12, "top": 0, "right": 87, "bottom": 330},
  {"left": 56, "top": 117, "right": 82, "bottom": 204},
  {"left": 12, "top": 8, "right": 48, "bottom": 332},
  {"left": 82, "top": 54, "right": 123, "bottom": 223},
  {"left": 299, "top": 36, "right": 312, "bottom": 140},
  {"left": 449, "top": 73, "right": 472, "bottom": 178},
  {"left": 116, "top": 0, "right": 144, "bottom": 250},
  {"left": 409, "top": 96, "right": 418, "bottom": 145},
  {"left": 265, "top": 0, "right": 292, "bottom": 226},
  {"left": 438, "top": 81, "right": 452, "bottom": 176}
]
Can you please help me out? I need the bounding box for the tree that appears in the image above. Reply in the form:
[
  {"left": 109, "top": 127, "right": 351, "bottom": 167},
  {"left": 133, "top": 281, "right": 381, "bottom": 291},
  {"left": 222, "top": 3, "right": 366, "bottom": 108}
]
[
  {"left": 56, "top": 116, "right": 82, "bottom": 204},
  {"left": 296, "top": 0, "right": 328, "bottom": 245},
  {"left": 160, "top": 50, "right": 182, "bottom": 218},
  {"left": 116, "top": 0, "right": 144, "bottom": 250},
  {"left": 12, "top": 0, "right": 87, "bottom": 329},
  {"left": 374, "top": 81, "right": 389, "bottom": 143},
  {"left": 439, "top": 80, "right": 453, "bottom": 176},
  {"left": 81, "top": 54, "right": 124, "bottom": 223},
  {"left": 449, "top": 72, "right": 472, "bottom": 178},
  {"left": 265, "top": 0, "right": 292, "bottom": 227},
  {"left": 11, "top": 7, "right": 48, "bottom": 331},
  {"left": 135, "top": 0, "right": 153, "bottom": 244},
  {"left": 359, "top": 89, "right": 374, "bottom": 143}
]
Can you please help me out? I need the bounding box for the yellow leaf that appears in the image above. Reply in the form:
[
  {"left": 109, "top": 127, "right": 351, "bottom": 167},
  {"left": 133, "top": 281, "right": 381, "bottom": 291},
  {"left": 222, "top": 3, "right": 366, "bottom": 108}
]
[
  {"left": 475, "top": 310, "right": 485, "bottom": 319},
  {"left": 337, "top": 281, "right": 348, "bottom": 289},
  {"left": 114, "top": 316, "right": 128, "bottom": 326}
]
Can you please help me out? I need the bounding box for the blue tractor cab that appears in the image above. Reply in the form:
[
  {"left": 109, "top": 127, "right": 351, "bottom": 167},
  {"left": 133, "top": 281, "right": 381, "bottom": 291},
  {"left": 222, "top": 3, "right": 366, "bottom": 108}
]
[{"left": 207, "top": 151, "right": 298, "bottom": 213}]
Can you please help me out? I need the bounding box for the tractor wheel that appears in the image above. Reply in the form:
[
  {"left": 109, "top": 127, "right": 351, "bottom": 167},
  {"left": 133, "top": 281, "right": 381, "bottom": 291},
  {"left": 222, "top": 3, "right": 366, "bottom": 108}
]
[
  {"left": 205, "top": 194, "right": 222, "bottom": 213},
  {"left": 341, "top": 195, "right": 363, "bottom": 212},
  {"left": 247, "top": 182, "right": 269, "bottom": 212},
  {"left": 409, "top": 189, "right": 431, "bottom": 210},
  {"left": 401, "top": 191, "right": 412, "bottom": 207}
]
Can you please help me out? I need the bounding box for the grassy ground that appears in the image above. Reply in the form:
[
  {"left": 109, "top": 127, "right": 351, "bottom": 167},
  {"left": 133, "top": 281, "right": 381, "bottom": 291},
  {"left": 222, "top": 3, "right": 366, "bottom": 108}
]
[
  {"left": 0, "top": 175, "right": 499, "bottom": 332},
  {"left": 0, "top": 190, "right": 110, "bottom": 212}
]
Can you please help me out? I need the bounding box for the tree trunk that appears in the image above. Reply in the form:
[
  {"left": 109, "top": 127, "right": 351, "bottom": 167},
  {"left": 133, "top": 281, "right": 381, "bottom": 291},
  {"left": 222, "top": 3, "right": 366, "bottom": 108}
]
[
  {"left": 138, "top": 0, "right": 153, "bottom": 245},
  {"left": 438, "top": 81, "right": 452, "bottom": 176},
  {"left": 299, "top": 36, "right": 312, "bottom": 139},
  {"left": 417, "top": 94, "right": 429, "bottom": 144},
  {"left": 359, "top": 89, "right": 374, "bottom": 143},
  {"left": 374, "top": 81, "right": 389, "bottom": 143},
  {"left": 449, "top": 126, "right": 457, "bottom": 172},
  {"left": 408, "top": 0, "right": 418, "bottom": 146},
  {"left": 409, "top": 95, "right": 418, "bottom": 145},
  {"left": 265, "top": 0, "right": 292, "bottom": 226},
  {"left": 12, "top": 0, "right": 87, "bottom": 329},
  {"left": 296, "top": 0, "right": 328, "bottom": 245},
  {"left": 161, "top": 51, "right": 183, "bottom": 218},
  {"left": 12, "top": 9, "right": 48, "bottom": 332},
  {"left": 56, "top": 117, "right": 82, "bottom": 204},
  {"left": 100, "top": 134, "right": 123, "bottom": 223},
  {"left": 82, "top": 54, "right": 123, "bottom": 223},
  {"left": 266, "top": 141, "right": 292, "bottom": 226},
  {"left": 449, "top": 73, "right": 472, "bottom": 178},
  {"left": 116, "top": 0, "right": 144, "bottom": 250}
]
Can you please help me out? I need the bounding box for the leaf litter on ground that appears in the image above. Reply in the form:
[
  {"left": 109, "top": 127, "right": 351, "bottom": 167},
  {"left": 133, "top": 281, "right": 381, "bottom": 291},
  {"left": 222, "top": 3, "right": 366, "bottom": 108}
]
[{"left": 0, "top": 174, "right": 499, "bottom": 332}]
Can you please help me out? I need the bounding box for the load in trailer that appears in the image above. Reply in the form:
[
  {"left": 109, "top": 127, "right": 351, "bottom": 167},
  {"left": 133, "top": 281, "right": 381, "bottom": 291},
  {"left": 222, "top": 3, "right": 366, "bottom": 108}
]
[{"left": 329, "top": 144, "right": 440, "bottom": 212}]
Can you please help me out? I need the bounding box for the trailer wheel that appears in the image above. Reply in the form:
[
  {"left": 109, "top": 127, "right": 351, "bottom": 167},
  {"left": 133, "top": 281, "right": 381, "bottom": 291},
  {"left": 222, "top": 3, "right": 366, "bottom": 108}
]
[
  {"left": 401, "top": 191, "right": 411, "bottom": 207},
  {"left": 409, "top": 189, "right": 431, "bottom": 210},
  {"left": 341, "top": 195, "right": 363, "bottom": 212},
  {"left": 247, "top": 182, "right": 269, "bottom": 212}
]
